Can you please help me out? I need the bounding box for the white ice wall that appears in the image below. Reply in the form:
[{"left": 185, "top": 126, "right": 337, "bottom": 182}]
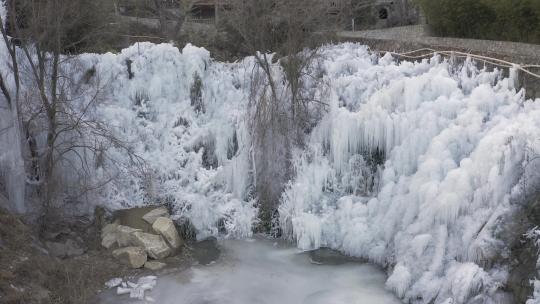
[
  {"left": 0, "top": 1, "right": 26, "bottom": 214},
  {"left": 280, "top": 44, "right": 540, "bottom": 303},
  {"left": 73, "top": 43, "right": 259, "bottom": 239}
]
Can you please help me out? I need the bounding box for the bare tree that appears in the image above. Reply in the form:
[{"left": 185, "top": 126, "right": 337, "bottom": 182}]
[
  {"left": 152, "top": 0, "right": 198, "bottom": 40},
  {"left": 0, "top": 0, "right": 143, "bottom": 222},
  {"left": 223, "top": 0, "right": 340, "bottom": 230}
]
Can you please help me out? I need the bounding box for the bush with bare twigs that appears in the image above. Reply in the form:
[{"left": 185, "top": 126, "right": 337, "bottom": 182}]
[
  {"left": 221, "top": 0, "right": 342, "bottom": 230},
  {"left": 0, "top": 0, "right": 142, "bottom": 223}
]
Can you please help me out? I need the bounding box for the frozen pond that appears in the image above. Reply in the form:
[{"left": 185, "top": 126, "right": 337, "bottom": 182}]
[{"left": 100, "top": 236, "right": 401, "bottom": 304}]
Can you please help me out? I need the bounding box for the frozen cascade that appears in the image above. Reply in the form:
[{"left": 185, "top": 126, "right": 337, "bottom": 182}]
[
  {"left": 3, "top": 21, "right": 540, "bottom": 302},
  {"left": 280, "top": 44, "right": 540, "bottom": 303},
  {"left": 0, "top": 0, "right": 26, "bottom": 213},
  {"left": 72, "top": 43, "right": 260, "bottom": 239}
]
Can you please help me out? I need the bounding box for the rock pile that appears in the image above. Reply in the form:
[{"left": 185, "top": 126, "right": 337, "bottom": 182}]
[{"left": 101, "top": 206, "right": 183, "bottom": 269}]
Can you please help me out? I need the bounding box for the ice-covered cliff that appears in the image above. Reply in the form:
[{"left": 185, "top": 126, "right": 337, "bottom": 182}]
[
  {"left": 279, "top": 45, "right": 540, "bottom": 303},
  {"left": 74, "top": 43, "right": 258, "bottom": 239},
  {"left": 3, "top": 30, "right": 540, "bottom": 302}
]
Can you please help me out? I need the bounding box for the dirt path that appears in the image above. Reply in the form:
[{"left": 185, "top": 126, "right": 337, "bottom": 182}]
[{"left": 339, "top": 25, "right": 540, "bottom": 64}]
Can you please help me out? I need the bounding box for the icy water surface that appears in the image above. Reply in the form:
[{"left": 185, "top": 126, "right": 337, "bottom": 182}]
[{"left": 101, "top": 236, "right": 401, "bottom": 304}]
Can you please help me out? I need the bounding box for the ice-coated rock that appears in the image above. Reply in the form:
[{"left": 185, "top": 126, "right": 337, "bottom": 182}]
[
  {"left": 142, "top": 207, "right": 170, "bottom": 225},
  {"left": 132, "top": 231, "right": 172, "bottom": 259},
  {"left": 152, "top": 217, "right": 183, "bottom": 249},
  {"left": 112, "top": 247, "right": 147, "bottom": 268}
]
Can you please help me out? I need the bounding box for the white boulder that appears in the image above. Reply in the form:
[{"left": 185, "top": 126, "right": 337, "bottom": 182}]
[{"left": 152, "top": 217, "right": 183, "bottom": 249}]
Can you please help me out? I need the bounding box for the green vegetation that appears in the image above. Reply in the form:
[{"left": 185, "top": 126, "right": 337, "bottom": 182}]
[{"left": 417, "top": 0, "right": 540, "bottom": 44}]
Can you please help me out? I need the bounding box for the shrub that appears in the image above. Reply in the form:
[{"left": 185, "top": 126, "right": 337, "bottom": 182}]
[
  {"left": 417, "top": 0, "right": 540, "bottom": 44},
  {"left": 6, "top": 0, "right": 118, "bottom": 53}
]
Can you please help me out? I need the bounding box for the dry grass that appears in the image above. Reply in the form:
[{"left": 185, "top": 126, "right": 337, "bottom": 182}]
[{"left": 0, "top": 208, "right": 130, "bottom": 304}]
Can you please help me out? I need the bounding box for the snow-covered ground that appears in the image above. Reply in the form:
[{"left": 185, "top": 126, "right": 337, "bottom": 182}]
[{"left": 100, "top": 236, "right": 401, "bottom": 304}]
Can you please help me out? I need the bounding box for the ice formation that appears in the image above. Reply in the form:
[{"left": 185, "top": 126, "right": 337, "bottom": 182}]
[
  {"left": 114, "top": 276, "right": 157, "bottom": 301},
  {"left": 105, "top": 278, "right": 123, "bottom": 289},
  {"left": 68, "top": 43, "right": 259, "bottom": 239},
  {"left": 279, "top": 45, "right": 540, "bottom": 303},
  {"left": 0, "top": 0, "right": 26, "bottom": 213},
  {"left": 85, "top": 42, "right": 540, "bottom": 302}
]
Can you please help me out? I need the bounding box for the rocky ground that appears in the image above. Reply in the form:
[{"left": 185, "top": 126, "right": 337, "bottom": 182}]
[{"left": 0, "top": 204, "right": 202, "bottom": 304}]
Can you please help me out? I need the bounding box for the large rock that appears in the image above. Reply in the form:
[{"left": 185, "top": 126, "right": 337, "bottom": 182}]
[
  {"left": 132, "top": 231, "right": 172, "bottom": 259},
  {"left": 116, "top": 225, "right": 142, "bottom": 247},
  {"left": 152, "top": 217, "right": 183, "bottom": 249},
  {"left": 101, "top": 223, "right": 119, "bottom": 249},
  {"left": 114, "top": 207, "right": 156, "bottom": 232},
  {"left": 102, "top": 232, "right": 117, "bottom": 249},
  {"left": 142, "top": 207, "right": 170, "bottom": 225},
  {"left": 112, "top": 247, "right": 147, "bottom": 268},
  {"left": 102, "top": 223, "right": 118, "bottom": 236}
]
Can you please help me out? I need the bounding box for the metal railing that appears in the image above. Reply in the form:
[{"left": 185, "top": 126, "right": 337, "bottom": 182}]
[{"left": 379, "top": 48, "right": 540, "bottom": 79}]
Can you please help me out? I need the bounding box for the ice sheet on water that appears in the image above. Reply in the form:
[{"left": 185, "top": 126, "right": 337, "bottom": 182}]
[{"left": 99, "top": 237, "right": 401, "bottom": 304}]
